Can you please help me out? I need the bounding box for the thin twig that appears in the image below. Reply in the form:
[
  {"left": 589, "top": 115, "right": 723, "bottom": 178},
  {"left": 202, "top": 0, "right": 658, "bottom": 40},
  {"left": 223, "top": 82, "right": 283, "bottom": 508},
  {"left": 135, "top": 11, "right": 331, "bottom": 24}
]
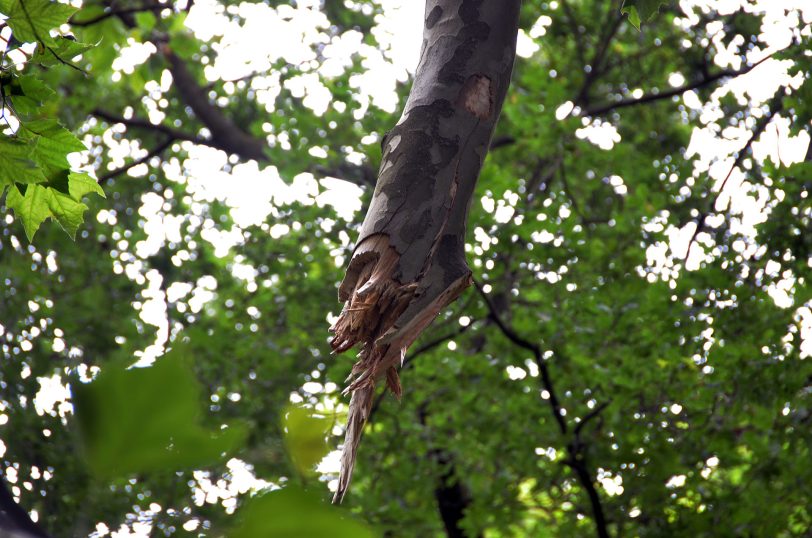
[
  {"left": 585, "top": 52, "right": 777, "bottom": 116},
  {"left": 70, "top": 2, "right": 173, "bottom": 27},
  {"left": 472, "top": 280, "right": 567, "bottom": 435},
  {"left": 473, "top": 280, "right": 611, "bottom": 538},
  {"left": 92, "top": 109, "right": 207, "bottom": 145},
  {"left": 97, "top": 136, "right": 175, "bottom": 182},
  {"left": 684, "top": 90, "right": 783, "bottom": 261},
  {"left": 574, "top": 401, "right": 610, "bottom": 440}
]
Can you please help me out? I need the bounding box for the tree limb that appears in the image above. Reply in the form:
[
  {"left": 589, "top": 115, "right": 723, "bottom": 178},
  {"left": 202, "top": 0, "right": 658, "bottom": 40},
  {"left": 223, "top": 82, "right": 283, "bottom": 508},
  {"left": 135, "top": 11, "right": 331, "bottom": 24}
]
[
  {"left": 574, "top": 7, "right": 624, "bottom": 108},
  {"left": 473, "top": 280, "right": 611, "bottom": 538},
  {"left": 161, "top": 48, "right": 271, "bottom": 162},
  {"left": 473, "top": 280, "right": 567, "bottom": 434},
  {"left": 92, "top": 109, "right": 206, "bottom": 145},
  {"left": 0, "top": 480, "right": 51, "bottom": 538},
  {"left": 585, "top": 52, "right": 776, "bottom": 116},
  {"left": 685, "top": 90, "right": 783, "bottom": 261},
  {"left": 97, "top": 136, "right": 175, "bottom": 182},
  {"left": 70, "top": 1, "right": 172, "bottom": 27}
]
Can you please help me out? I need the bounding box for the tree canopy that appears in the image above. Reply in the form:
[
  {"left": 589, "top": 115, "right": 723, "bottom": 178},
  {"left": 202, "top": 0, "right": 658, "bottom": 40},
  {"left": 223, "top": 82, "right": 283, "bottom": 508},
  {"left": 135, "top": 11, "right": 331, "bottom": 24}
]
[{"left": 0, "top": 0, "right": 810, "bottom": 537}]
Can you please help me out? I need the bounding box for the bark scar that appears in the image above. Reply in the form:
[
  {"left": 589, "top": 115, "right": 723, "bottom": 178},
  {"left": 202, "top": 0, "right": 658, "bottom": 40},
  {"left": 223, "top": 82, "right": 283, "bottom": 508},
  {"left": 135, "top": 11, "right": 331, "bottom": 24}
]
[{"left": 457, "top": 74, "right": 493, "bottom": 120}]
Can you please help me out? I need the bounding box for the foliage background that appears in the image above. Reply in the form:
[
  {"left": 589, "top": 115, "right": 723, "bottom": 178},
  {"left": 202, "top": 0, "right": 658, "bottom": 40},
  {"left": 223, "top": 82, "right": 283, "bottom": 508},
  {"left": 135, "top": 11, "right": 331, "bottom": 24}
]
[{"left": 0, "top": 0, "right": 810, "bottom": 537}]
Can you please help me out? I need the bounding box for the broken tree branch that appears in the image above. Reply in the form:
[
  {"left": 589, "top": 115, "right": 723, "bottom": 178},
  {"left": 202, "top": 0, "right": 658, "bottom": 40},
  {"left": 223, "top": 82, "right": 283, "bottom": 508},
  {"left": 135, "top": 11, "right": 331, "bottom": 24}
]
[{"left": 330, "top": 0, "right": 521, "bottom": 504}]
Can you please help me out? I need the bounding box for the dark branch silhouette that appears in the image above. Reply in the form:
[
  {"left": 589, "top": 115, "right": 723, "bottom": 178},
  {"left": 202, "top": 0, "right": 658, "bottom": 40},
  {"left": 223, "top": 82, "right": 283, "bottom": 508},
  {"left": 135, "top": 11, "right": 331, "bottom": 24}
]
[
  {"left": 684, "top": 90, "right": 783, "bottom": 261},
  {"left": 161, "top": 48, "right": 271, "bottom": 162},
  {"left": 0, "top": 480, "right": 51, "bottom": 538},
  {"left": 70, "top": 1, "right": 173, "bottom": 27},
  {"left": 473, "top": 281, "right": 610, "bottom": 538},
  {"left": 92, "top": 109, "right": 206, "bottom": 145},
  {"left": 585, "top": 53, "right": 776, "bottom": 116},
  {"left": 98, "top": 136, "right": 175, "bottom": 182}
]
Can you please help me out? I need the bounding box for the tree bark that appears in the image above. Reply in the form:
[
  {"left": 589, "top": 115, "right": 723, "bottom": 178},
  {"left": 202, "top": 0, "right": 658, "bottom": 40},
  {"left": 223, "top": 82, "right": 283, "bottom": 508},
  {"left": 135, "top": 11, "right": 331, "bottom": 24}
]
[{"left": 330, "top": 0, "right": 520, "bottom": 503}]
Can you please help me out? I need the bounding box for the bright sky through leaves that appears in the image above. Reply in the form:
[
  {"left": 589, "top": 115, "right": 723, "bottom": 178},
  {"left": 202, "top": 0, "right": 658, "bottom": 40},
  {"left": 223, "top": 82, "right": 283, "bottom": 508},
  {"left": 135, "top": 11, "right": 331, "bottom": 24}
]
[{"left": 1, "top": 0, "right": 810, "bottom": 535}]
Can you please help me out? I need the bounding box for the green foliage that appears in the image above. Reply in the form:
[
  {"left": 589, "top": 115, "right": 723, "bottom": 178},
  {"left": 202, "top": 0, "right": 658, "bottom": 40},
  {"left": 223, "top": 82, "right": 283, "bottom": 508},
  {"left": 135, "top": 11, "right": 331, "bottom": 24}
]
[
  {"left": 0, "top": 1, "right": 809, "bottom": 537},
  {"left": 621, "top": 0, "right": 670, "bottom": 29},
  {"left": 0, "top": 0, "right": 101, "bottom": 241},
  {"left": 0, "top": 0, "right": 75, "bottom": 43},
  {"left": 229, "top": 487, "right": 374, "bottom": 538},
  {"left": 73, "top": 351, "right": 247, "bottom": 479},
  {"left": 6, "top": 172, "right": 104, "bottom": 240},
  {"left": 283, "top": 406, "right": 333, "bottom": 476}
]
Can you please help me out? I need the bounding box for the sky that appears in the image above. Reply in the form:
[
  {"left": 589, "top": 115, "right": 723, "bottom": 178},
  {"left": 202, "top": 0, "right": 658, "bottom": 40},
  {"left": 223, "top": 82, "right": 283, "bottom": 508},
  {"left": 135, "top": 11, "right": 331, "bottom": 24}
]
[{"left": 3, "top": 0, "right": 811, "bottom": 535}]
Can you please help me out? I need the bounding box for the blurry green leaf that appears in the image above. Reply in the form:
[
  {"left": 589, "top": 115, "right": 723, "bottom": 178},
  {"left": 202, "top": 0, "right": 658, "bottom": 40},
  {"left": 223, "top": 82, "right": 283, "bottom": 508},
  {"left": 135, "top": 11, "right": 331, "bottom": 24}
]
[
  {"left": 134, "top": 11, "right": 157, "bottom": 32},
  {"left": 283, "top": 406, "right": 331, "bottom": 475},
  {"left": 229, "top": 486, "right": 375, "bottom": 538},
  {"left": 621, "top": 0, "right": 669, "bottom": 30},
  {"left": 73, "top": 351, "right": 248, "bottom": 479}
]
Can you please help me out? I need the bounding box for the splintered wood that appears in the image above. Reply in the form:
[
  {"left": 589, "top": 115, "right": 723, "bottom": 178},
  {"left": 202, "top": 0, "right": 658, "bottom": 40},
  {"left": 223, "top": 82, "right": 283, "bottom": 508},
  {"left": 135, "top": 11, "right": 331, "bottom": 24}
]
[
  {"left": 329, "top": 234, "right": 414, "bottom": 503},
  {"left": 330, "top": 234, "right": 415, "bottom": 397},
  {"left": 329, "top": 234, "right": 472, "bottom": 503}
]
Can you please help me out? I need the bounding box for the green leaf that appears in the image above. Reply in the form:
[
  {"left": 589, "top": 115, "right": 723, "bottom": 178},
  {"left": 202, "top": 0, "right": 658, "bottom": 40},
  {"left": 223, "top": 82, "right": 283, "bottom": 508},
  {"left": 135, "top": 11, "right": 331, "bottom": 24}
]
[
  {"left": 46, "top": 189, "right": 87, "bottom": 239},
  {"left": 621, "top": 0, "right": 669, "bottom": 30},
  {"left": 68, "top": 171, "right": 105, "bottom": 200},
  {"left": 229, "top": 487, "right": 375, "bottom": 538},
  {"left": 35, "top": 36, "right": 94, "bottom": 67},
  {"left": 0, "top": 138, "right": 47, "bottom": 186},
  {"left": 0, "top": 0, "right": 76, "bottom": 44},
  {"left": 5, "top": 184, "right": 52, "bottom": 241},
  {"left": 134, "top": 11, "right": 157, "bottom": 32},
  {"left": 23, "top": 119, "right": 87, "bottom": 172},
  {"left": 283, "top": 406, "right": 332, "bottom": 475},
  {"left": 73, "top": 351, "right": 248, "bottom": 479},
  {"left": 622, "top": 6, "right": 642, "bottom": 30},
  {"left": 19, "top": 75, "right": 56, "bottom": 102}
]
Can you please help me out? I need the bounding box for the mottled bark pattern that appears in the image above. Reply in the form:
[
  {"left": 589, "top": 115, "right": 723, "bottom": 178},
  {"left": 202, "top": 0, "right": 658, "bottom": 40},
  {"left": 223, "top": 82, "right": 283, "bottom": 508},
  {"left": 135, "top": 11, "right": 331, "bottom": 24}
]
[{"left": 331, "top": 0, "right": 520, "bottom": 503}]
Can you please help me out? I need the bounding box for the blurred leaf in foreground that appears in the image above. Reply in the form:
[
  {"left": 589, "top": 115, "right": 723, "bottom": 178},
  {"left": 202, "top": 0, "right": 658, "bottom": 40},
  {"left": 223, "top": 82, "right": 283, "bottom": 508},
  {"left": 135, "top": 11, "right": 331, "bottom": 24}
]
[
  {"left": 229, "top": 486, "right": 375, "bottom": 538},
  {"left": 283, "top": 405, "right": 332, "bottom": 475},
  {"left": 74, "top": 351, "right": 247, "bottom": 479}
]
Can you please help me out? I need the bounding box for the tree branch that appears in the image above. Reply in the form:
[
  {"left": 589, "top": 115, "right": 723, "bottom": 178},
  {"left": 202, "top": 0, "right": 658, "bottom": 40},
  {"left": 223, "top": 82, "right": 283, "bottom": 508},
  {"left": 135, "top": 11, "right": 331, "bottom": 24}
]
[
  {"left": 70, "top": 1, "right": 172, "bottom": 27},
  {"left": 566, "top": 451, "right": 609, "bottom": 538},
  {"left": 97, "top": 136, "right": 175, "bottom": 182},
  {"left": 574, "top": 401, "right": 610, "bottom": 441},
  {"left": 685, "top": 90, "right": 783, "bottom": 261},
  {"left": 574, "top": 8, "right": 624, "bottom": 107},
  {"left": 162, "top": 48, "right": 271, "bottom": 162},
  {"left": 473, "top": 280, "right": 611, "bottom": 538},
  {"left": 92, "top": 109, "right": 205, "bottom": 145},
  {"left": 472, "top": 280, "right": 567, "bottom": 435},
  {"left": 0, "top": 479, "right": 51, "bottom": 538},
  {"left": 585, "top": 52, "right": 776, "bottom": 116}
]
